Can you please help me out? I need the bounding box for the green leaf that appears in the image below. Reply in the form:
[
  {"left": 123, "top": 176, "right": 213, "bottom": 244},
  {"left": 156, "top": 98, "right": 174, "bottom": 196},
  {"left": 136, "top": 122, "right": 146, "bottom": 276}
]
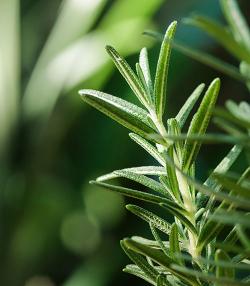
[
  {"left": 96, "top": 166, "right": 166, "bottom": 181},
  {"left": 129, "top": 133, "right": 165, "bottom": 166},
  {"left": 160, "top": 203, "right": 197, "bottom": 235},
  {"left": 79, "top": 89, "right": 155, "bottom": 140},
  {"left": 175, "top": 83, "right": 205, "bottom": 128},
  {"left": 157, "top": 273, "right": 171, "bottom": 286},
  {"left": 122, "top": 238, "right": 198, "bottom": 286},
  {"left": 215, "top": 249, "right": 235, "bottom": 286},
  {"left": 154, "top": 21, "right": 177, "bottom": 119},
  {"left": 114, "top": 170, "right": 167, "bottom": 196},
  {"left": 139, "top": 47, "right": 154, "bottom": 102},
  {"left": 121, "top": 240, "right": 159, "bottom": 282},
  {"left": 169, "top": 223, "right": 182, "bottom": 264},
  {"left": 184, "top": 15, "right": 250, "bottom": 64},
  {"left": 182, "top": 78, "right": 220, "bottom": 171},
  {"left": 150, "top": 223, "right": 169, "bottom": 256},
  {"left": 126, "top": 204, "right": 171, "bottom": 234},
  {"left": 165, "top": 145, "right": 182, "bottom": 203},
  {"left": 123, "top": 264, "right": 155, "bottom": 286},
  {"left": 90, "top": 180, "right": 166, "bottom": 204},
  {"left": 220, "top": 0, "right": 250, "bottom": 50},
  {"left": 105, "top": 45, "right": 150, "bottom": 107}
]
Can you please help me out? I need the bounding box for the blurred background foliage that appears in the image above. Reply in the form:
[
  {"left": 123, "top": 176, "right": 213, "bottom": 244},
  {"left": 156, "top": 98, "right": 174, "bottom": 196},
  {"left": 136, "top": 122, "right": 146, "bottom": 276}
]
[{"left": 0, "top": 0, "right": 249, "bottom": 285}]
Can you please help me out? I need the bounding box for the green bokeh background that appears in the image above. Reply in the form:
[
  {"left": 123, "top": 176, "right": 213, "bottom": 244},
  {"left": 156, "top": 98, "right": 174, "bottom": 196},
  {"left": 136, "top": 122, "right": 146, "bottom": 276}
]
[{"left": 0, "top": 0, "right": 249, "bottom": 285}]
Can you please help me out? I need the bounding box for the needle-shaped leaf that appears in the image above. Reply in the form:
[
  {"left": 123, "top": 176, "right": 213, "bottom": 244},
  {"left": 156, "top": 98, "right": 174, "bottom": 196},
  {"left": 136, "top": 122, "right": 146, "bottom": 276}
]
[
  {"left": 220, "top": 0, "right": 250, "bottom": 50},
  {"left": 169, "top": 223, "right": 183, "bottom": 264},
  {"left": 123, "top": 238, "right": 197, "bottom": 286},
  {"left": 80, "top": 89, "right": 155, "bottom": 140},
  {"left": 175, "top": 83, "right": 205, "bottom": 128},
  {"left": 129, "top": 133, "right": 165, "bottom": 166},
  {"left": 150, "top": 223, "right": 169, "bottom": 256},
  {"left": 123, "top": 264, "right": 156, "bottom": 286},
  {"left": 154, "top": 21, "right": 177, "bottom": 119},
  {"left": 184, "top": 15, "right": 250, "bottom": 64},
  {"left": 106, "top": 45, "right": 150, "bottom": 107},
  {"left": 114, "top": 170, "right": 167, "bottom": 196},
  {"left": 139, "top": 47, "right": 154, "bottom": 102},
  {"left": 90, "top": 181, "right": 184, "bottom": 212},
  {"left": 96, "top": 166, "right": 166, "bottom": 181},
  {"left": 121, "top": 240, "right": 159, "bottom": 283},
  {"left": 160, "top": 203, "right": 197, "bottom": 235},
  {"left": 182, "top": 78, "right": 220, "bottom": 171},
  {"left": 127, "top": 204, "right": 171, "bottom": 234}
]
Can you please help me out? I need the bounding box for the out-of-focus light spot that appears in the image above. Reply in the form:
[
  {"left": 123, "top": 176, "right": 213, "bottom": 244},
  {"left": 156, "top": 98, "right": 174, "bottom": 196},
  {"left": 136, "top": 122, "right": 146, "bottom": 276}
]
[
  {"left": 25, "top": 276, "right": 54, "bottom": 286},
  {"left": 61, "top": 210, "right": 100, "bottom": 255},
  {"left": 84, "top": 184, "right": 125, "bottom": 228}
]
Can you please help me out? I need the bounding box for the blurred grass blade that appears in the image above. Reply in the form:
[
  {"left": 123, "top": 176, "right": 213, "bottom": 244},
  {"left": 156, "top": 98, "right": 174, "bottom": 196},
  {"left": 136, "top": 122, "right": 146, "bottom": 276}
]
[
  {"left": 154, "top": 21, "right": 177, "bottom": 119},
  {"left": 184, "top": 15, "right": 250, "bottom": 64},
  {"left": 129, "top": 133, "right": 165, "bottom": 165},
  {"left": 182, "top": 78, "right": 220, "bottom": 171},
  {"left": 126, "top": 204, "right": 171, "bottom": 234},
  {"left": 23, "top": 0, "right": 107, "bottom": 119},
  {"left": 215, "top": 249, "right": 235, "bottom": 285},
  {"left": 139, "top": 48, "right": 154, "bottom": 102},
  {"left": 96, "top": 166, "right": 166, "bottom": 181},
  {"left": 0, "top": 0, "right": 19, "bottom": 154},
  {"left": 144, "top": 30, "right": 247, "bottom": 83},
  {"left": 80, "top": 90, "right": 155, "bottom": 140},
  {"left": 220, "top": 0, "right": 250, "bottom": 50},
  {"left": 175, "top": 83, "right": 205, "bottom": 128},
  {"left": 106, "top": 45, "right": 149, "bottom": 107}
]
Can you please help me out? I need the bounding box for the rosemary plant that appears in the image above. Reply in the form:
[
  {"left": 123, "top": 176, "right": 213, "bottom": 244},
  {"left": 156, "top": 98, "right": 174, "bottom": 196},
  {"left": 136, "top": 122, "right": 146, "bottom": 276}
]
[{"left": 80, "top": 20, "right": 250, "bottom": 286}]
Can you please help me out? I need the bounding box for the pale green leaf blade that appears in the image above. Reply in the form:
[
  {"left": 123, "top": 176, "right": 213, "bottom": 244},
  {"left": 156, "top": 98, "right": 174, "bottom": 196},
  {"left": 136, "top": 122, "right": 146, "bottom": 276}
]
[
  {"left": 154, "top": 21, "right": 177, "bottom": 119},
  {"left": 122, "top": 238, "right": 197, "bottom": 285},
  {"left": 96, "top": 166, "right": 166, "bottom": 181},
  {"left": 79, "top": 89, "right": 155, "bottom": 140},
  {"left": 182, "top": 78, "right": 220, "bottom": 171},
  {"left": 150, "top": 223, "right": 169, "bottom": 256},
  {"left": 160, "top": 203, "right": 197, "bottom": 235},
  {"left": 127, "top": 204, "right": 171, "bottom": 234},
  {"left": 106, "top": 45, "right": 149, "bottom": 107},
  {"left": 90, "top": 181, "right": 180, "bottom": 208},
  {"left": 139, "top": 47, "right": 154, "bottom": 102},
  {"left": 129, "top": 133, "right": 165, "bottom": 166},
  {"left": 169, "top": 223, "right": 183, "bottom": 264},
  {"left": 175, "top": 83, "right": 205, "bottom": 128},
  {"left": 121, "top": 240, "right": 159, "bottom": 282},
  {"left": 114, "top": 170, "right": 167, "bottom": 196},
  {"left": 123, "top": 264, "right": 156, "bottom": 286}
]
